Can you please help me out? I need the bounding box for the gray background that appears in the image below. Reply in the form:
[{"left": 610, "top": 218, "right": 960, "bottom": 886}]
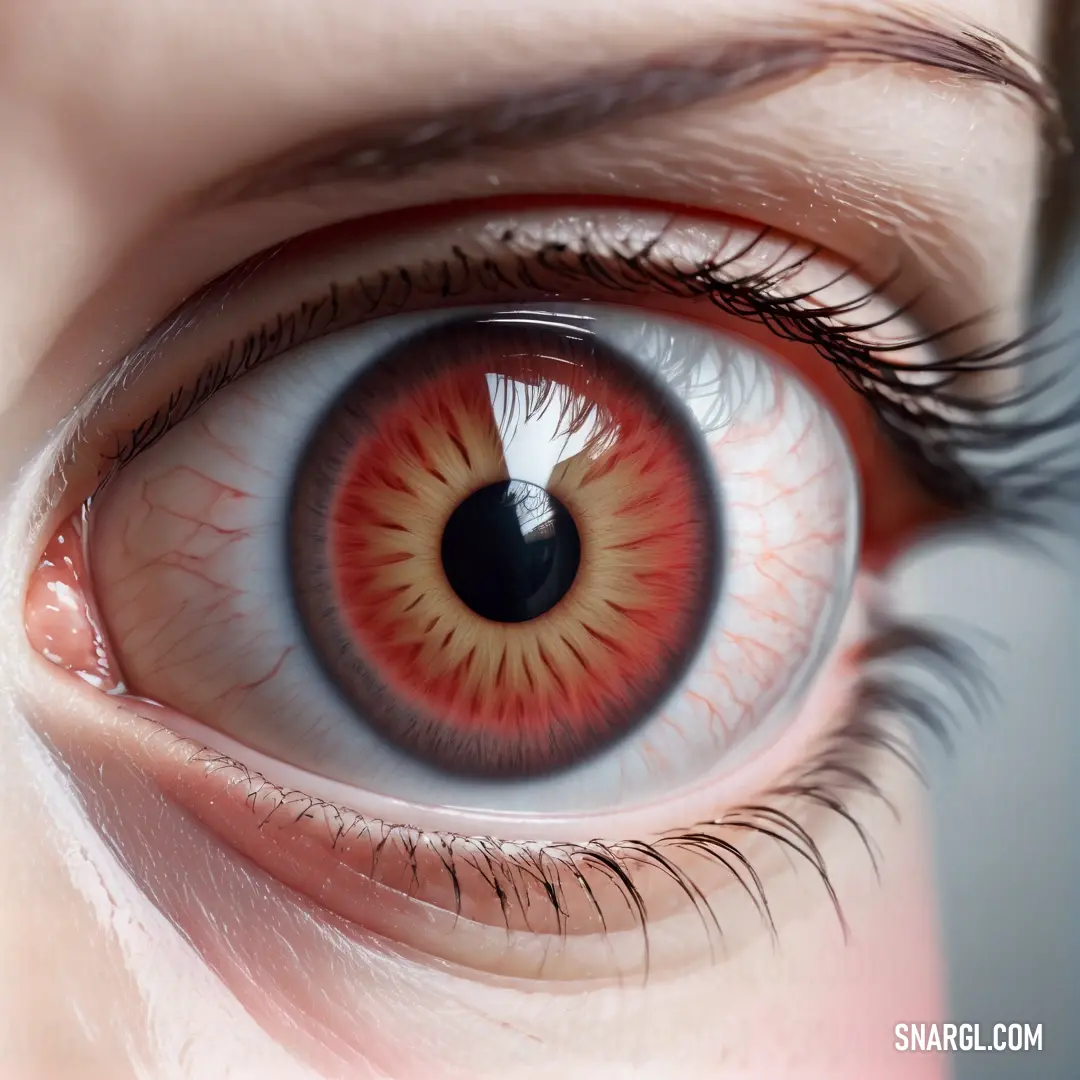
[
  {"left": 916, "top": 9, "right": 1080, "bottom": 1074},
  {"left": 913, "top": 532, "right": 1079, "bottom": 1079}
]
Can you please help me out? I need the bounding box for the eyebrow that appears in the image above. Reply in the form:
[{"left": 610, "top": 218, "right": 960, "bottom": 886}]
[{"left": 218, "top": 7, "right": 1058, "bottom": 202}]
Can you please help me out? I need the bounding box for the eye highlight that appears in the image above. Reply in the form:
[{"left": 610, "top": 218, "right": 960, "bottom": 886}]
[{"left": 22, "top": 203, "right": 1023, "bottom": 980}]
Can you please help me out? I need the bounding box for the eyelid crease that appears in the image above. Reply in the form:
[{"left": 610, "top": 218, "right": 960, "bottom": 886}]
[{"left": 210, "top": 6, "right": 1061, "bottom": 203}]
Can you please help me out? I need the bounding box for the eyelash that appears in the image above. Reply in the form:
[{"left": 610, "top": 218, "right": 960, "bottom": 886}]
[
  {"left": 98, "top": 224, "right": 1075, "bottom": 520},
  {"left": 65, "top": 218, "right": 1073, "bottom": 969},
  {"left": 143, "top": 611, "right": 984, "bottom": 975}
]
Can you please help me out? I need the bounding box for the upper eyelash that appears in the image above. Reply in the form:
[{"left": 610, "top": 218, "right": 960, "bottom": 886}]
[{"left": 92, "top": 222, "right": 1080, "bottom": 526}]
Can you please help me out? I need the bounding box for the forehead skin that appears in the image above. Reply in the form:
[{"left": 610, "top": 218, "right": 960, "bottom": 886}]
[{"left": 0, "top": 1, "right": 1047, "bottom": 1078}]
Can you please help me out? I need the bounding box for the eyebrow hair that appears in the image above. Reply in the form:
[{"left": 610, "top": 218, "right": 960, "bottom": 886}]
[{"left": 218, "top": 7, "right": 1058, "bottom": 202}]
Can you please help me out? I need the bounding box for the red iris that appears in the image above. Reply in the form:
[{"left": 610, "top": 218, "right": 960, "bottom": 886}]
[{"left": 290, "top": 318, "right": 719, "bottom": 777}]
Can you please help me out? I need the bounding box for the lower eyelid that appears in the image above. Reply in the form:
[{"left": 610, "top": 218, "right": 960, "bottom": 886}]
[
  {"left": 22, "top": 532, "right": 879, "bottom": 981},
  {"left": 11, "top": 654, "right": 937, "bottom": 1079}
]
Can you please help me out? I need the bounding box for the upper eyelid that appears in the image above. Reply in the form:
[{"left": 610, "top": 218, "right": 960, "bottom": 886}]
[
  {"left": 2, "top": 203, "right": 939, "bottom": 557},
  {"left": 70, "top": 217, "right": 902, "bottom": 431},
  {"left": 11, "top": 53, "right": 1047, "bottom": 497},
  {"left": 0, "top": 6, "right": 1051, "bottom": 513},
  {"left": 67, "top": 216, "right": 1008, "bottom": 536},
  {"left": 47, "top": 205, "right": 1008, "bottom": 482},
  {"left": 61, "top": 189, "right": 989, "bottom": 413}
]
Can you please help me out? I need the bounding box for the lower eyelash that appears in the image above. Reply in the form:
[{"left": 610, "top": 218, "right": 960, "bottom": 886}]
[{"left": 146, "top": 607, "right": 987, "bottom": 980}]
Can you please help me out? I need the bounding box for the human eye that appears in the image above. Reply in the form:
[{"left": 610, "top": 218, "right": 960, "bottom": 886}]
[
  {"left": 21, "top": 195, "right": 1063, "bottom": 982},
  {"left": 5, "top": 2, "right": 1073, "bottom": 1075}
]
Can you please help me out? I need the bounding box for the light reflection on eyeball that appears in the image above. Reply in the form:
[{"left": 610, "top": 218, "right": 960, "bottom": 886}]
[{"left": 82, "top": 304, "right": 860, "bottom": 813}]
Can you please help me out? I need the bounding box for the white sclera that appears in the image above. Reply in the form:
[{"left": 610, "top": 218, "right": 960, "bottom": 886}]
[{"left": 91, "top": 304, "right": 860, "bottom": 813}]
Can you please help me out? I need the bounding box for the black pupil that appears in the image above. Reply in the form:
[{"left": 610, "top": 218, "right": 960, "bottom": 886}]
[{"left": 440, "top": 480, "right": 581, "bottom": 623}]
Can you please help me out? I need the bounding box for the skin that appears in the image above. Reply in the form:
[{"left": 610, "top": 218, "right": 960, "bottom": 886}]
[{"left": 0, "top": 1, "right": 1049, "bottom": 1078}]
